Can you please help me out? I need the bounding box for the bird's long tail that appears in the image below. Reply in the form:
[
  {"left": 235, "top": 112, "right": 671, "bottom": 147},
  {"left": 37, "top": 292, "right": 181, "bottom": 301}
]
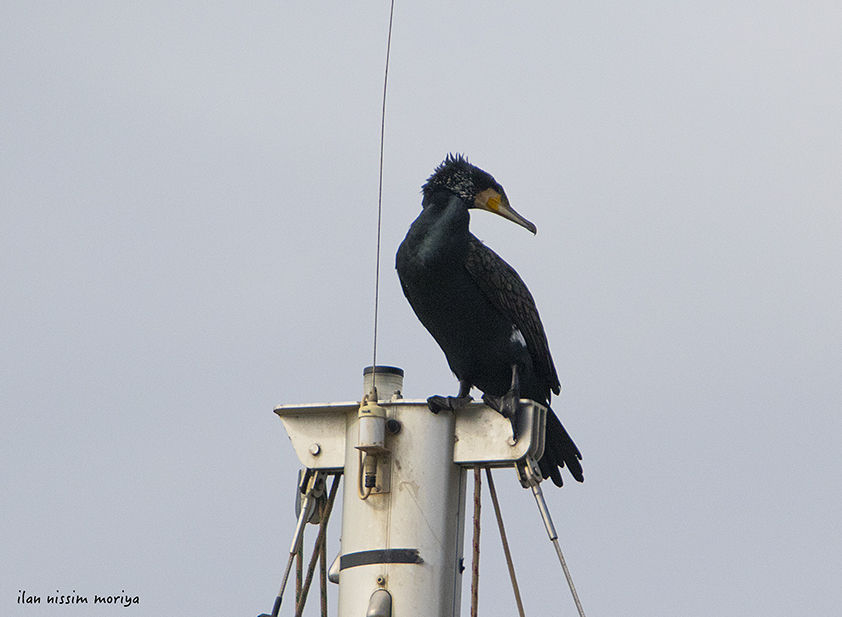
[{"left": 539, "top": 407, "right": 584, "bottom": 487}]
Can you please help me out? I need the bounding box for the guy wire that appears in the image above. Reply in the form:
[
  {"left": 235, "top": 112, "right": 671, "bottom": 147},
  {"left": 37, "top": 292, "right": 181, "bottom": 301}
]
[{"left": 371, "top": 0, "right": 396, "bottom": 396}]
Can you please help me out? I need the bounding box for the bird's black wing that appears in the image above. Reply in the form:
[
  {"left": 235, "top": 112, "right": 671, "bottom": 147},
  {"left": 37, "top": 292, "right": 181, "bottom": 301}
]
[{"left": 464, "top": 234, "right": 560, "bottom": 395}]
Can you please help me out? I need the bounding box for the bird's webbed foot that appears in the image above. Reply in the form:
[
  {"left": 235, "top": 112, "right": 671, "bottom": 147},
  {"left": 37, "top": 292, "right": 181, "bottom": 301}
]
[
  {"left": 427, "top": 394, "right": 472, "bottom": 414},
  {"left": 482, "top": 365, "right": 521, "bottom": 438},
  {"left": 427, "top": 381, "right": 472, "bottom": 414}
]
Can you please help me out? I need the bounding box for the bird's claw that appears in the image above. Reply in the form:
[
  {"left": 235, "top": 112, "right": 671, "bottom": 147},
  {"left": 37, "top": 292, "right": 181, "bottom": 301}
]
[
  {"left": 482, "top": 392, "right": 519, "bottom": 419},
  {"left": 427, "top": 394, "right": 473, "bottom": 414},
  {"left": 482, "top": 365, "right": 521, "bottom": 439},
  {"left": 500, "top": 391, "right": 519, "bottom": 420},
  {"left": 482, "top": 393, "right": 504, "bottom": 414},
  {"left": 482, "top": 393, "right": 520, "bottom": 441}
]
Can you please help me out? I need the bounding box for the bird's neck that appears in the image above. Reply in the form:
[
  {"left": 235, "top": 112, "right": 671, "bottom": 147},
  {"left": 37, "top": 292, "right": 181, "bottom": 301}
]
[{"left": 412, "top": 193, "right": 471, "bottom": 267}]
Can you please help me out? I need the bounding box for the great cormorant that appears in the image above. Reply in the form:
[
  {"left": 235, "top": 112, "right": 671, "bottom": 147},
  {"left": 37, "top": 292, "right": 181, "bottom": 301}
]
[{"left": 395, "top": 154, "right": 583, "bottom": 487}]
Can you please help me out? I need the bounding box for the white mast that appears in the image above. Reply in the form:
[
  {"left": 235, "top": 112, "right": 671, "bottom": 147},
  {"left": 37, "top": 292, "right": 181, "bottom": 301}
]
[{"left": 274, "top": 366, "right": 547, "bottom": 617}]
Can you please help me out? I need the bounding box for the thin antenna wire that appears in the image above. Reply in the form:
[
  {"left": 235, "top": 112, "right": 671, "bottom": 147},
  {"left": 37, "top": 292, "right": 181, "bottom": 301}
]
[{"left": 371, "top": 0, "right": 396, "bottom": 395}]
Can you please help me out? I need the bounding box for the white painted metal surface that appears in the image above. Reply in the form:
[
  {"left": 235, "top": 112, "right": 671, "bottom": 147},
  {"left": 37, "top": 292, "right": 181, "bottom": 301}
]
[
  {"left": 338, "top": 396, "right": 466, "bottom": 617},
  {"left": 274, "top": 401, "right": 546, "bottom": 469},
  {"left": 274, "top": 401, "right": 353, "bottom": 471},
  {"left": 273, "top": 366, "right": 548, "bottom": 617}
]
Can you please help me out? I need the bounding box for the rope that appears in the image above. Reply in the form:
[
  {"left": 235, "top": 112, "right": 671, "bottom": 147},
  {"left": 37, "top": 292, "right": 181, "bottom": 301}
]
[
  {"left": 269, "top": 475, "right": 323, "bottom": 617},
  {"left": 370, "top": 0, "right": 396, "bottom": 392},
  {"left": 485, "top": 468, "right": 526, "bottom": 617},
  {"left": 295, "top": 540, "right": 303, "bottom": 608},
  {"left": 470, "top": 466, "right": 482, "bottom": 617},
  {"left": 294, "top": 475, "right": 342, "bottom": 617},
  {"left": 319, "top": 502, "right": 328, "bottom": 617}
]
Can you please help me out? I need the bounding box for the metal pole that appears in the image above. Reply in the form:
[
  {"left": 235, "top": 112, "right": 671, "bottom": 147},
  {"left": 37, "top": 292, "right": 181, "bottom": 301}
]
[
  {"left": 531, "top": 483, "right": 586, "bottom": 617},
  {"left": 336, "top": 367, "right": 468, "bottom": 617}
]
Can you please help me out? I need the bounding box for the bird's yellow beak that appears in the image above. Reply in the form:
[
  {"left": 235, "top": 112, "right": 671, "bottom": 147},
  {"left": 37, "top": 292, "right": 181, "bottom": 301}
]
[{"left": 475, "top": 188, "right": 537, "bottom": 235}]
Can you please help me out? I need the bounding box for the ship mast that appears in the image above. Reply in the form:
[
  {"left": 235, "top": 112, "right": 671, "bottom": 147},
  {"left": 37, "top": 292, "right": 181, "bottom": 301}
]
[{"left": 272, "top": 365, "right": 550, "bottom": 617}]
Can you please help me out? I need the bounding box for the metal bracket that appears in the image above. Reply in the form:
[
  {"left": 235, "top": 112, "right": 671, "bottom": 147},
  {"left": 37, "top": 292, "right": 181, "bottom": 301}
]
[
  {"left": 274, "top": 399, "right": 547, "bottom": 471},
  {"left": 515, "top": 455, "right": 544, "bottom": 489},
  {"left": 275, "top": 402, "right": 355, "bottom": 470},
  {"left": 452, "top": 400, "right": 546, "bottom": 466},
  {"left": 363, "top": 451, "right": 392, "bottom": 495}
]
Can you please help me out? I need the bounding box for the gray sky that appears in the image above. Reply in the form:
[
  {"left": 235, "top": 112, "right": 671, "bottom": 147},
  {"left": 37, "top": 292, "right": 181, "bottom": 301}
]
[{"left": 2, "top": 1, "right": 840, "bottom": 615}]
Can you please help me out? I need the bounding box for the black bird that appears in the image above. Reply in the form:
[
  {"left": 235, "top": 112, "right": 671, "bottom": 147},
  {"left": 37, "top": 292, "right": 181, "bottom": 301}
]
[{"left": 395, "top": 154, "right": 583, "bottom": 487}]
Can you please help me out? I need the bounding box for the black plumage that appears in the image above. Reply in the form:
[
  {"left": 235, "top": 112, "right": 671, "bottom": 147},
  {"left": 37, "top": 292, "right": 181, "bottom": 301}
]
[{"left": 395, "top": 154, "right": 583, "bottom": 487}]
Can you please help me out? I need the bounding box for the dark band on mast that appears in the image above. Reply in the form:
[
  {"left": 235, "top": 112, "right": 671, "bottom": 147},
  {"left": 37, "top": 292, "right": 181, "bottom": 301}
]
[{"left": 340, "top": 548, "right": 422, "bottom": 570}]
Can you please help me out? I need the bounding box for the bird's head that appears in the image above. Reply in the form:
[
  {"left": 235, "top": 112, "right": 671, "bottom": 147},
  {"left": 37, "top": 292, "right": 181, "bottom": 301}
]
[{"left": 422, "top": 154, "right": 537, "bottom": 234}]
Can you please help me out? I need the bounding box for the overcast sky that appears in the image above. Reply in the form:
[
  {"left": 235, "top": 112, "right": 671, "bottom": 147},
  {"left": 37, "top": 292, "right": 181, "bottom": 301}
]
[{"left": 2, "top": 2, "right": 840, "bottom": 616}]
